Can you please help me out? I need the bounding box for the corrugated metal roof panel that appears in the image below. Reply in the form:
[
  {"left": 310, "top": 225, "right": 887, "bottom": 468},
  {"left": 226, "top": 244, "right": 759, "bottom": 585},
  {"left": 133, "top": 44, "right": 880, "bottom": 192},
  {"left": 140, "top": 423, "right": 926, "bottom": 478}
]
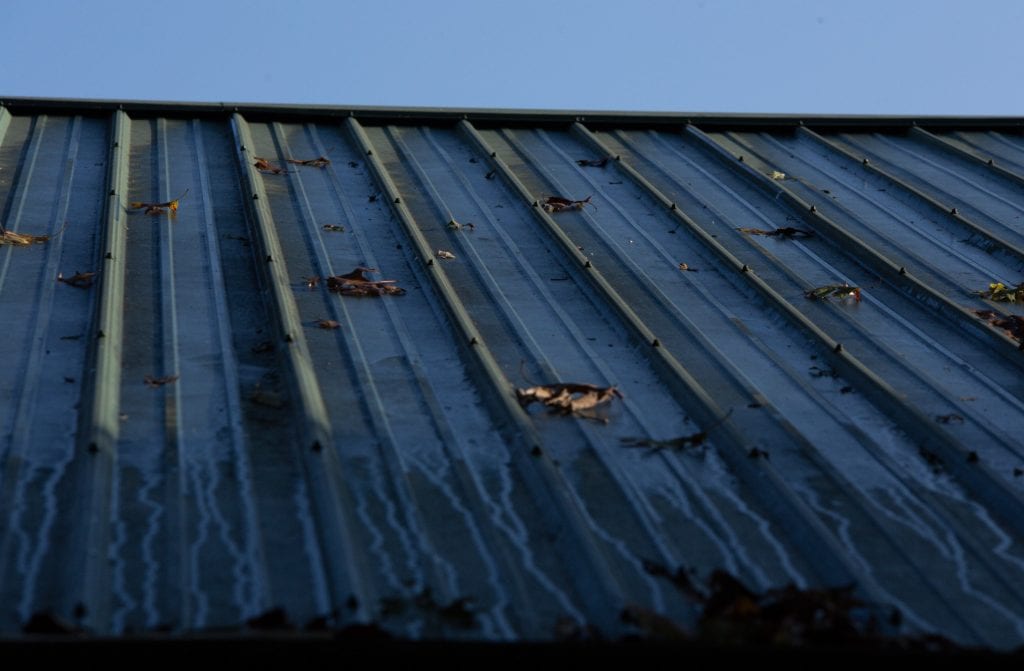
[{"left": 1, "top": 100, "right": 1024, "bottom": 648}]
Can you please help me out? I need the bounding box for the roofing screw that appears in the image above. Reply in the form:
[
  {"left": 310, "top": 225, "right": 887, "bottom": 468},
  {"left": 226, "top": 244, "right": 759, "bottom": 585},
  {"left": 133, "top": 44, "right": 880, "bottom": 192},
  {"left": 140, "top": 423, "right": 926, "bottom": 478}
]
[
  {"left": 950, "top": 207, "right": 958, "bottom": 215},
  {"left": 311, "top": 441, "right": 322, "bottom": 453},
  {"left": 530, "top": 446, "right": 543, "bottom": 457},
  {"left": 899, "top": 266, "right": 906, "bottom": 275},
  {"left": 862, "top": 158, "right": 869, "bottom": 165},
  {"left": 652, "top": 338, "right": 661, "bottom": 347},
  {"left": 109, "top": 189, "right": 115, "bottom": 196},
  {"left": 967, "top": 451, "right": 979, "bottom": 464},
  {"left": 105, "top": 252, "right": 113, "bottom": 260},
  {"left": 87, "top": 442, "right": 99, "bottom": 454},
  {"left": 809, "top": 205, "right": 817, "bottom": 213},
  {"left": 470, "top": 336, "right": 479, "bottom": 345},
  {"left": 252, "top": 193, "right": 259, "bottom": 200},
  {"left": 265, "top": 255, "right": 273, "bottom": 262},
  {"left": 532, "top": 201, "right": 539, "bottom": 207},
  {"left": 284, "top": 333, "right": 294, "bottom": 343},
  {"left": 987, "top": 159, "right": 994, "bottom": 166},
  {"left": 738, "top": 155, "right": 744, "bottom": 163},
  {"left": 366, "top": 150, "right": 373, "bottom": 156},
  {"left": 584, "top": 260, "right": 592, "bottom": 268},
  {"left": 240, "top": 145, "right": 246, "bottom": 151},
  {"left": 670, "top": 203, "right": 677, "bottom": 211},
  {"left": 741, "top": 264, "right": 750, "bottom": 272},
  {"left": 427, "top": 258, "right": 434, "bottom": 266},
  {"left": 113, "top": 142, "right": 119, "bottom": 148},
  {"left": 97, "top": 329, "right": 105, "bottom": 339},
  {"left": 394, "top": 197, "right": 400, "bottom": 204},
  {"left": 491, "top": 152, "right": 496, "bottom": 158},
  {"left": 834, "top": 343, "right": 843, "bottom": 354}
]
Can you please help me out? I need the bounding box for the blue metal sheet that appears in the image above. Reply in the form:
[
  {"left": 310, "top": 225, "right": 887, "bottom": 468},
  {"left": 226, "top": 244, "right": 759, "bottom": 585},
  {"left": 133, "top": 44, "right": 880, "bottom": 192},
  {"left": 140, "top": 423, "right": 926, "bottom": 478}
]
[{"left": 1, "top": 102, "right": 1024, "bottom": 649}]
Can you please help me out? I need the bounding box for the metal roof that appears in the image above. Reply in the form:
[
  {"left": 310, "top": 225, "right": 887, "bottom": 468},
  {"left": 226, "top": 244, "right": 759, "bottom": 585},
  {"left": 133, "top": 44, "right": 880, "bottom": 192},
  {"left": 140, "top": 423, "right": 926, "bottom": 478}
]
[{"left": 1, "top": 98, "right": 1024, "bottom": 648}]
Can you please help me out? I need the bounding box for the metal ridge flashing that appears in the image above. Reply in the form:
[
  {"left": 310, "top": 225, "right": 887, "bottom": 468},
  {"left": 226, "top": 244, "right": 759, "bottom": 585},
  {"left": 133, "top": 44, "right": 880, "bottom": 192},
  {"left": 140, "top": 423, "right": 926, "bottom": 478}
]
[{"left": 2, "top": 96, "right": 1024, "bottom": 129}]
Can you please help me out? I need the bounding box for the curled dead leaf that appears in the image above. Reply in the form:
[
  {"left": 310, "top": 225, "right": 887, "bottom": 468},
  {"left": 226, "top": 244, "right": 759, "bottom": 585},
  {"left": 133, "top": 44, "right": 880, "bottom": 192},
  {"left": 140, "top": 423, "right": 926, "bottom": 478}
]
[
  {"left": 436, "top": 249, "right": 456, "bottom": 260},
  {"left": 253, "top": 157, "right": 288, "bottom": 174},
  {"left": 144, "top": 374, "right": 179, "bottom": 388},
  {"left": 805, "top": 284, "right": 861, "bottom": 302},
  {"left": 326, "top": 267, "right": 405, "bottom": 297},
  {"left": 315, "top": 319, "right": 340, "bottom": 330},
  {"left": 976, "top": 281, "right": 1024, "bottom": 303},
  {"left": 129, "top": 189, "right": 189, "bottom": 216},
  {"left": 322, "top": 224, "right": 345, "bottom": 233},
  {"left": 516, "top": 382, "right": 622, "bottom": 419},
  {"left": 542, "top": 195, "right": 594, "bottom": 213},
  {"left": 57, "top": 271, "right": 97, "bottom": 289},
  {"left": 0, "top": 229, "right": 50, "bottom": 246},
  {"left": 738, "top": 226, "right": 813, "bottom": 239},
  {"left": 285, "top": 156, "right": 330, "bottom": 168}
]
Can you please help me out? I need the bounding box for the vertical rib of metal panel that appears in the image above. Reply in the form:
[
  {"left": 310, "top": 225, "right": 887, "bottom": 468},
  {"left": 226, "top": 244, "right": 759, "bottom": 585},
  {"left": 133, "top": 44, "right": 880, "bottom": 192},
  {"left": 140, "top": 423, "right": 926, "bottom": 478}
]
[
  {"left": 230, "top": 114, "right": 370, "bottom": 620},
  {"left": 71, "top": 110, "right": 130, "bottom": 631},
  {"left": 345, "top": 117, "right": 629, "bottom": 634}
]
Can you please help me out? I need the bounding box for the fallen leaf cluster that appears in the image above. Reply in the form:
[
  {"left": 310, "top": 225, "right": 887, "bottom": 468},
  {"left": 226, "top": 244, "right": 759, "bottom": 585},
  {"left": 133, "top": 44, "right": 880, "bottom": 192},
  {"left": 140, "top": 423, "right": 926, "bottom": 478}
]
[
  {"left": 378, "top": 588, "right": 477, "bottom": 630},
  {"left": 576, "top": 158, "right": 609, "bottom": 168},
  {"left": 144, "top": 374, "right": 179, "bottom": 388},
  {"left": 57, "top": 271, "right": 96, "bottom": 289},
  {"left": 974, "top": 309, "right": 1024, "bottom": 345},
  {"left": 738, "top": 226, "right": 813, "bottom": 239},
  {"left": 322, "top": 224, "right": 345, "bottom": 233},
  {"left": 629, "top": 561, "right": 945, "bottom": 651},
  {"left": 447, "top": 219, "right": 476, "bottom": 231},
  {"left": 516, "top": 382, "right": 622, "bottom": 419},
  {"left": 129, "top": 190, "right": 188, "bottom": 216},
  {"left": 977, "top": 281, "right": 1024, "bottom": 303},
  {"left": 325, "top": 267, "right": 405, "bottom": 297},
  {"left": 542, "top": 195, "right": 594, "bottom": 213},
  {"left": 805, "top": 284, "right": 861, "bottom": 302}
]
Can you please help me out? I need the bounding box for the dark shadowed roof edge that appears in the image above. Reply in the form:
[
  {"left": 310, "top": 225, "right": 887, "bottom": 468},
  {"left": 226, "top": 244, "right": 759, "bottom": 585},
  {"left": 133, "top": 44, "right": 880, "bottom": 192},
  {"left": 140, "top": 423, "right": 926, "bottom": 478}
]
[{"left": 2, "top": 96, "right": 1024, "bottom": 131}]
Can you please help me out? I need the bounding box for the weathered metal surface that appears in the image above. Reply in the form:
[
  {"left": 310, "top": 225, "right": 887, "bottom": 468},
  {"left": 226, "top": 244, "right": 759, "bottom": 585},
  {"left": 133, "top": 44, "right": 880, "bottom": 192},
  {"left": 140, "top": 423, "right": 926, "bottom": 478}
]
[{"left": 1, "top": 102, "right": 1023, "bottom": 648}]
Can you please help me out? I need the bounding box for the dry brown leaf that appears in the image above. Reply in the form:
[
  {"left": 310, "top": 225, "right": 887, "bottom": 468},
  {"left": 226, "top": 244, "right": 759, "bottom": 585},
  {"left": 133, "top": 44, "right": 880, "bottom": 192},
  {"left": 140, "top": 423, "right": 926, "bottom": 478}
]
[
  {"left": 0, "top": 229, "right": 50, "bottom": 246},
  {"left": 326, "top": 267, "right": 405, "bottom": 297},
  {"left": 253, "top": 157, "right": 288, "bottom": 174},
  {"left": 542, "top": 195, "right": 594, "bottom": 213},
  {"left": 305, "top": 276, "right": 321, "bottom": 289},
  {"left": 129, "top": 190, "right": 188, "bottom": 216},
  {"left": 144, "top": 374, "right": 179, "bottom": 388},
  {"left": 738, "top": 226, "right": 813, "bottom": 239},
  {"left": 285, "top": 156, "right": 331, "bottom": 168},
  {"left": 436, "top": 249, "right": 456, "bottom": 260},
  {"left": 516, "top": 382, "right": 622, "bottom": 418},
  {"left": 57, "top": 271, "right": 97, "bottom": 289},
  {"left": 316, "top": 319, "right": 340, "bottom": 330}
]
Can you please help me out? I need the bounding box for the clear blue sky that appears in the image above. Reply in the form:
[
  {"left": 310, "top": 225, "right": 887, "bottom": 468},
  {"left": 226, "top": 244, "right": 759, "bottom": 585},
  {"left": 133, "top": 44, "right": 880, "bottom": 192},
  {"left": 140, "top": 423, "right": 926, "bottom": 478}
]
[{"left": 3, "top": 0, "right": 1022, "bottom": 114}]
